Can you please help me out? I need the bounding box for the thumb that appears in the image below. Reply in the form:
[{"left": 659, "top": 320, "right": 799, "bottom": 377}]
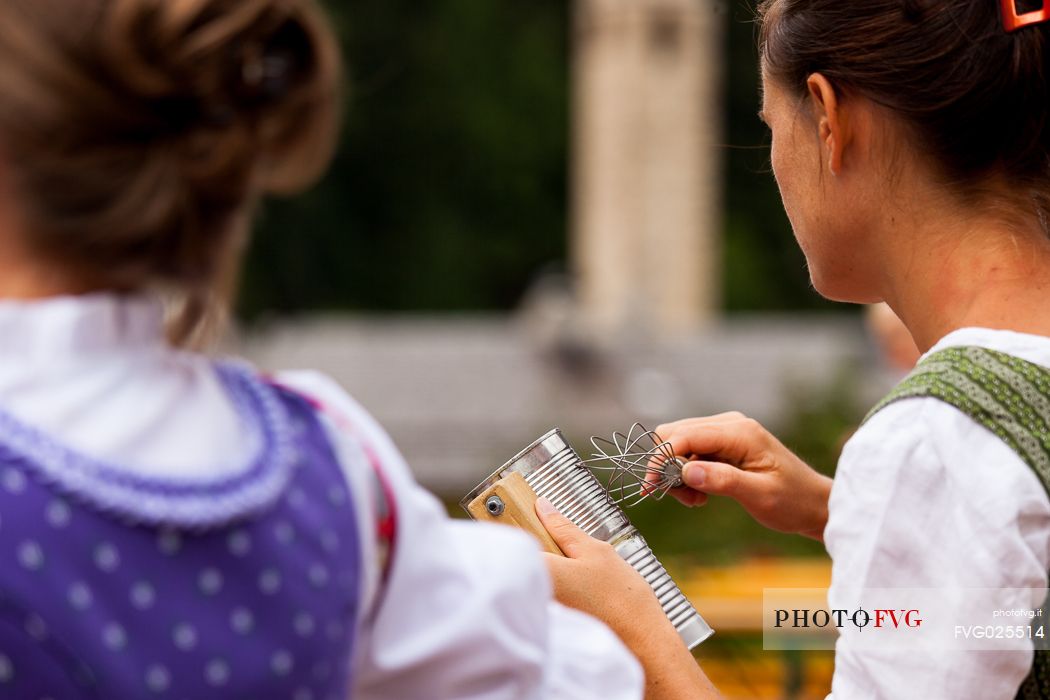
[
  {"left": 535, "top": 497, "right": 591, "bottom": 557},
  {"left": 682, "top": 460, "right": 758, "bottom": 499}
]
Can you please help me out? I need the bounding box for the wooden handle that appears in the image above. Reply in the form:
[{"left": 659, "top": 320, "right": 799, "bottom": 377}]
[{"left": 466, "top": 472, "right": 564, "bottom": 556}]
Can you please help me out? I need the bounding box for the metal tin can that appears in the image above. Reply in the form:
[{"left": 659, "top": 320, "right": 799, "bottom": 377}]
[{"left": 461, "top": 428, "right": 713, "bottom": 650}]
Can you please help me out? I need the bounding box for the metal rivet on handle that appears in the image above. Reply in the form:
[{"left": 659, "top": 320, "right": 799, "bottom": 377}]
[{"left": 485, "top": 495, "right": 505, "bottom": 516}]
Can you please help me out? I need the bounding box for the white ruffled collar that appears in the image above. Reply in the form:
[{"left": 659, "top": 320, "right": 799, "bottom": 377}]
[
  {"left": 0, "top": 293, "right": 166, "bottom": 360},
  {"left": 0, "top": 361, "right": 298, "bottom": 529},
  {"left": 0, "top": 293, "right": 298, "bottom": 528}
]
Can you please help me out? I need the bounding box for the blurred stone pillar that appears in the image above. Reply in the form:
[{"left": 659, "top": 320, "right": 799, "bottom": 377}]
[{"left": 571, "top": 0, "right": 722, "bottom": 338}]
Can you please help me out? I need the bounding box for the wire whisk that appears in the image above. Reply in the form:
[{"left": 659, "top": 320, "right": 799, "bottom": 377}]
[{"left": 582, "top": 423, "right": 685, "bottom": 507}]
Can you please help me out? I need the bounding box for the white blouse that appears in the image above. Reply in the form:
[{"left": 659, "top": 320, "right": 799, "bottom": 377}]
[
  {"left": 0, "top": 293, "right": 643, "bottom": 700},
  {"left": 826, "top": 327, "right": 1050, "bottom": 699}
]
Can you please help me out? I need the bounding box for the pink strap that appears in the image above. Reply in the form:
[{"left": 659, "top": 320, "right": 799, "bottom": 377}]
[{"left": 268, "top": 379, "right": 398, "bottom": 583}]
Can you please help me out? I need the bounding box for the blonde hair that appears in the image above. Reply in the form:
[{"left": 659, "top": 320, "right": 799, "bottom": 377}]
[{"left": 0, "top": 0, "right": 342, "bottom": 343}]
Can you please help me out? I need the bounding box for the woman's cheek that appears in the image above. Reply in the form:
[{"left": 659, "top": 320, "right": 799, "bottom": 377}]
[{"left": 770, "top": 141, "right": 801, "bottom": 230}]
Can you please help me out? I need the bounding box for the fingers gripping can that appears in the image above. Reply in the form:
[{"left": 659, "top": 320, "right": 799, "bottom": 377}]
[{"left": 461, "top": 428, "right": 714, "bottom": 650}]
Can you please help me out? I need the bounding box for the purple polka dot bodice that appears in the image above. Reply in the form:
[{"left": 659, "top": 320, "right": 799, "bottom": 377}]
[{"left": 0, "top": 364, "right": 361, "bottom": 699}]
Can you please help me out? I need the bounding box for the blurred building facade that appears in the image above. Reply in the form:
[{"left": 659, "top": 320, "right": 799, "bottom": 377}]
[
  {"left": 237, "top": 315, "right": 880, "bottom": 494},
  {"left": 573, "top": 0, "right": 722, "bottom": 336}
]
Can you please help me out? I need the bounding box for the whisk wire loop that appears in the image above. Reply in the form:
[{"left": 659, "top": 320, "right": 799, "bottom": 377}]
[{"left": 581, "top": 423, "right": 684, "bottom": 507}]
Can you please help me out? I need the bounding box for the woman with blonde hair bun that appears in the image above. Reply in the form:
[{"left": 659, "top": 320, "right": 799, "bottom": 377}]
[{"left": 0, "top": 2, "right": 644, "bottom": 698}]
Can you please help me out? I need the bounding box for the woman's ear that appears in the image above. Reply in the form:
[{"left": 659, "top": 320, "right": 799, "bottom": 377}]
[{"left": 805, "top": 73, "right": 846, "bottom": 176}]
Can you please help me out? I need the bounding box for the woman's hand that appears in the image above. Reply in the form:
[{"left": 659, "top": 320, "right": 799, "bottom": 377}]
[
  {"left": 657, "top": 413, "right": 833, "bottom": 541},
  {"left": 534, "top": 497, "right": 666, "bottom": 642},
  {"left": 535, "top": 498, "right": 720, "bottom": 700}
]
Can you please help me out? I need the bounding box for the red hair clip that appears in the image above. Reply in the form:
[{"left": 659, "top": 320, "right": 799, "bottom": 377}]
[{"left": 1001, "top": 0, "right": 1050, "bottom": 32}]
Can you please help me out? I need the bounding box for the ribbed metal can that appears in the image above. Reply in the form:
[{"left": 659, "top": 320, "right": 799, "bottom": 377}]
[{"left": 461, "top": 428, "right": 713, "bottom": 650}]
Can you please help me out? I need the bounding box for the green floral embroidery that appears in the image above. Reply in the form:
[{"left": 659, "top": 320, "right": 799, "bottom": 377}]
[{"left": 866, "top": 346, "right": 1050, "bottom": 496}]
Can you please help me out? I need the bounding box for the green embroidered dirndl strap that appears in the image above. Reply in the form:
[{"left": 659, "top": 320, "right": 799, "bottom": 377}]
[{"left": 864, "top": 345, "right": 1050, "bottom": 699}]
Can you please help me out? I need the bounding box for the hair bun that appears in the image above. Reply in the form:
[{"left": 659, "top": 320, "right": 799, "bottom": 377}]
[
  {"left": 0, "top": 0, "right": 340, "bottom": 343},
  {"left": 104, "top": 0, "right": 340, "bottom": 192}
]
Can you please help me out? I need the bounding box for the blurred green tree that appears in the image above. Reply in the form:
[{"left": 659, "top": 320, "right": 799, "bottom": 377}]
[
  {"left": 240, "top": 0, "right": 841, "bottom": 319},
  {"left": 721, "top": 2, "right": 838, "bottom": 312},
  {"left": 241, "top": 0, "right": 570, "bottom": 318}
]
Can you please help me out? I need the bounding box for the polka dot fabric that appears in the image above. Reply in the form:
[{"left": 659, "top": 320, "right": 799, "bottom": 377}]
[{"left": 0, "top": 375, "right": 361, "bottom": 699}]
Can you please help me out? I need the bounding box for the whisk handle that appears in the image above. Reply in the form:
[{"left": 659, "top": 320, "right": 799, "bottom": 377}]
[{"left": 466, "top": 471, "right": 564, "bottom": 556}]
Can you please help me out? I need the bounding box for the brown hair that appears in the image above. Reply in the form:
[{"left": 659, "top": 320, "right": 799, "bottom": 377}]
[
  {"left": 0, "top": 0, "right": 341, "bottom": 343},
  {"left": 759, "top": 0, "right": 1050, "bottom": 228}
]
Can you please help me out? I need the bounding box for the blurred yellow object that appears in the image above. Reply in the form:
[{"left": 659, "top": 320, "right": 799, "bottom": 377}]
[
  {"left": 678, "top": 558, "right": 835, "bottom": 699},
  {"left": 680, "top": 558, "right": 832, "bottom": 632},
  {"left": 698, "top": 653, "right": 834, "bottom": 700}
]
